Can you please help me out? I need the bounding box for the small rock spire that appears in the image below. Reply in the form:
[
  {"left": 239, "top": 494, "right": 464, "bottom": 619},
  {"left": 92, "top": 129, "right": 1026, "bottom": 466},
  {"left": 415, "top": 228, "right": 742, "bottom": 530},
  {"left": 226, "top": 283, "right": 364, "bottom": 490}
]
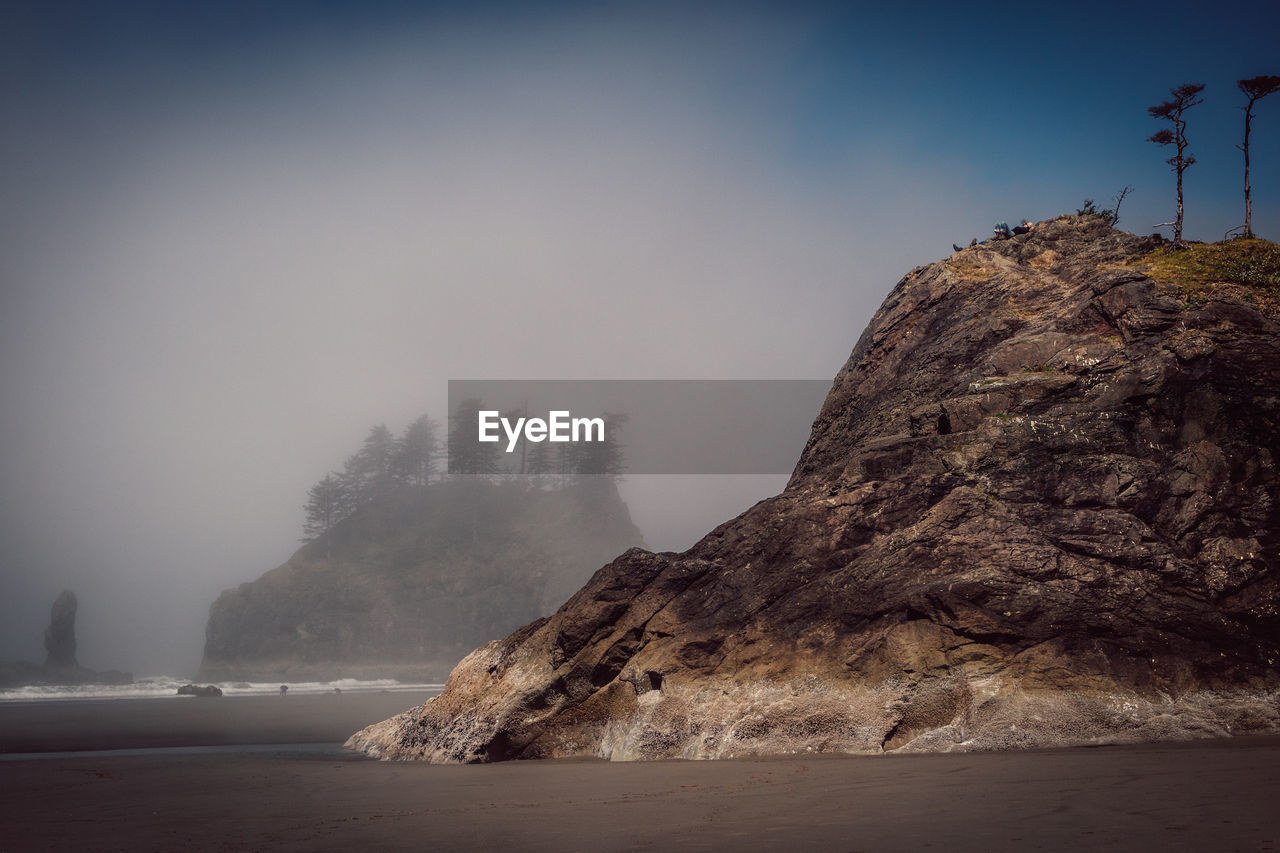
[{"left": 43, "top": 590, "right": 78, "bottom": 668}]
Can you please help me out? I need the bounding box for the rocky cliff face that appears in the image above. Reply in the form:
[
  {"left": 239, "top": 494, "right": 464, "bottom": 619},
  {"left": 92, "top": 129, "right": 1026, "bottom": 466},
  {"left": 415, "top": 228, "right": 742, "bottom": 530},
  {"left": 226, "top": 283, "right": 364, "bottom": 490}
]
[
  {"left": 201, "top": 479, "right": 641, "bottom": 681},
  {"left": 349, "top": 217, "right": 1280, "bottom": 761}
]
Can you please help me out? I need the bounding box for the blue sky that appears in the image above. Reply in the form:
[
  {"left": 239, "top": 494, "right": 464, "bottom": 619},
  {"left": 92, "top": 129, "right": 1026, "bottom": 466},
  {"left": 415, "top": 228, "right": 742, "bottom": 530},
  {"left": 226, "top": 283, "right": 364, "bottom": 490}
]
[
  {"left": 2, "top": 0, "right": 1278, "bottom": 673},
  {"left": 7, "top": 1, "right": 1279, "bottom": 240}
]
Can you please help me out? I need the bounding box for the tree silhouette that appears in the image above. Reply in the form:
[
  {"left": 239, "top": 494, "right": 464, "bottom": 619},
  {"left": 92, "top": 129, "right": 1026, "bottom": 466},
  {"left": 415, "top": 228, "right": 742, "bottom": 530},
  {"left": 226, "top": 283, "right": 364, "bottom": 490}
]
[
  {"left": 1237, "top": 75, "right": 1280, "bottom": 238},
  {"left": 1148, "top": 82, "right": 1205, "bottom": 245},
  {"left": 573, "top": 411, "right": 627, "bottom": 478},
  {"left": 393, "top": 414, "right": 440, "bottom": 486},
  {"left": 525, "top": 437, "right": 553, "bottom": 481},
  {"left": 341, "top": 423, "right": 397, "bottom": 503},
  {"left": 448, "top": 398, "right": 500, "bottom": 476},
  {"left": 1111, "top": 186, "right": 1133, "bottom": 227},
  {"left": 303, "top": 473, "right": 350, "bottom": 559}
]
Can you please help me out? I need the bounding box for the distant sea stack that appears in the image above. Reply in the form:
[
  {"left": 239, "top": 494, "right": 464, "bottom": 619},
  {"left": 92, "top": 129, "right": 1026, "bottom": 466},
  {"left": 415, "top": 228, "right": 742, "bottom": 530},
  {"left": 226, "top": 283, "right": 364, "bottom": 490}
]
[
  {"left": 42, "top": 590, "right": 78, "bottom": 668},
  {"left": 350, "top": 216, "right": 1280, "bottom": 761},
  {"left": 200, "top": 478, "right": 642, "bottom": 682},
  {"left": 0, "top": 591, "right": 132, "bottom": 688}
]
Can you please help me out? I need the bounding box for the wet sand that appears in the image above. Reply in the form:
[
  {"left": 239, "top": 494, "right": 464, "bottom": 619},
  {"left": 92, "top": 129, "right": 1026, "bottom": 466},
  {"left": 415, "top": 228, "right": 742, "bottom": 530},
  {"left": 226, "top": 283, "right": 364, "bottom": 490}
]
[
  {"left": 0, "top": 691, "right": 439, "bottom": 754},
  {"left": 2, "top": 694, "right": 1278, "bottom": 851}
]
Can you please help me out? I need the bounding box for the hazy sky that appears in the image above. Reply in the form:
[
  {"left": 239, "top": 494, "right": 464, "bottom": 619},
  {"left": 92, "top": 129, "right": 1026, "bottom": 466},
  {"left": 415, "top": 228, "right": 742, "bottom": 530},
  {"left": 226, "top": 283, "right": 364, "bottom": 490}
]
[{"left": 3, "top": 0, "right": 1278, "bottom": 675}]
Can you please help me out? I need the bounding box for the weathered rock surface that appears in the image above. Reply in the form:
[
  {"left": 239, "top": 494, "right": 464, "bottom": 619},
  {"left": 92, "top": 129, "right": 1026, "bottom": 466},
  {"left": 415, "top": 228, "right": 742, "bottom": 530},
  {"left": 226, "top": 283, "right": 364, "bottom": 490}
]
[
  {"left": 177, "top": 683, "right": 223, "bottom": 697},
  {"left": 201, "top": 479, "right": 641, "bottom": 682},
  {"left": 349, "top": 217, "right": 1280, "bottom": 761}
]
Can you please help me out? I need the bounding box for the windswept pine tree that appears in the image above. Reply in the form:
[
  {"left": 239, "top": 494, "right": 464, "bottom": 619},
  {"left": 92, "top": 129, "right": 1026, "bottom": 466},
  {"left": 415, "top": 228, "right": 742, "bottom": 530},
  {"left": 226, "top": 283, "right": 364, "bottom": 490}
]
[
  {"left": 1148, "top": 82, "right": 1205, "bottom": 245},
  {"left": 1237, "top": 75, "right": 1280, "bottom": 238}
]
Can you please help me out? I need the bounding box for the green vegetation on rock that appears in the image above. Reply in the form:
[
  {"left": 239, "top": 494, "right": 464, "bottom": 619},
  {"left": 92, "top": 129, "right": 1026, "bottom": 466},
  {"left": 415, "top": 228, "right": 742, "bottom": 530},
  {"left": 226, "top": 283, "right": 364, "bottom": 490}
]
[{"left": 1138, "top": 237, "right": 1280, "bottom": 315}]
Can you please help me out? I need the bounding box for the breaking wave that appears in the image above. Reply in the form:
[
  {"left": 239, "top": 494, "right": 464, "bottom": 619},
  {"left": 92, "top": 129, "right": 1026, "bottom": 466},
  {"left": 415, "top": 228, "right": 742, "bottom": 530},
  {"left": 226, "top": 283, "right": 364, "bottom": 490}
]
[{"left": 0, "top": 675, "right": 444, "bottom": 702}]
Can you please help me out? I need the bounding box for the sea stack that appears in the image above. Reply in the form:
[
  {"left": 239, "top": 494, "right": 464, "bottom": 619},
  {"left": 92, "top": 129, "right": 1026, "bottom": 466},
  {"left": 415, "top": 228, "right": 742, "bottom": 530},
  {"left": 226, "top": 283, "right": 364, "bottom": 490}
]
[
  {"left": 43, "top": 590, "right": 78, "bottom": 669},
  {"left": 201, "top": 479, "right": 642, "bottom": 682},
  {"left": 349, "top": 216, "right": 1280, "bottom": 762}
]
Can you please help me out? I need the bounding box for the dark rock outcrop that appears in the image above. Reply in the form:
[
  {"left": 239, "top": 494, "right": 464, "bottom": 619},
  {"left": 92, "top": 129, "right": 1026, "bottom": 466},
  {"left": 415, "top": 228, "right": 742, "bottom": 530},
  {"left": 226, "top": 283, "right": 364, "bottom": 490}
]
[
  {"left": 177, "top": 683, "right": 223, "bottom": 697},
  {"left": 43, "top": 590, "right": 78, "bottom": 668},
  {"left": 202, "top": 479, "right": 642, "bottom": 682},
  {"left": 349, "top": 217, "right": 1280, "bottom": 761}
]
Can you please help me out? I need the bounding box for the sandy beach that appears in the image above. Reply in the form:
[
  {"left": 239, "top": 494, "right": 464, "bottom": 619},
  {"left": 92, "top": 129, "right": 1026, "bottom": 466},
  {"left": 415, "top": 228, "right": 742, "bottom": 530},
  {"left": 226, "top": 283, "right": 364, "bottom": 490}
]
[
  {"left": 1, "top": 693, "right": 1278, "bottom": 852},
  {"left": 0, "top": 690, "right": 439, "bottom": 755}
]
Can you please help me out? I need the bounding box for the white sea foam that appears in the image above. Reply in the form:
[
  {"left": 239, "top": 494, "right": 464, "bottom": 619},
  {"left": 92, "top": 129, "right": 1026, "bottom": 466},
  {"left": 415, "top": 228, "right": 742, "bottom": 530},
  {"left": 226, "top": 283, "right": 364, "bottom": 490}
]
[{"left": 0, "top": 675, "right": 444, "bottom": 703}]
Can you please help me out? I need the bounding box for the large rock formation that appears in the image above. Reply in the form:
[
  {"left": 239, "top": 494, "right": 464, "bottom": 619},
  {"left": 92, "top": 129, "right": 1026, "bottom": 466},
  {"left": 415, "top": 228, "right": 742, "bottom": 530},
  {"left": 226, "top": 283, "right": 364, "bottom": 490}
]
[
  {"left": 349, "top": 217, "right": 1280, "bottom": 761},
  {"left": 201, "top": 478, "right": 642, "bottom": 681}
]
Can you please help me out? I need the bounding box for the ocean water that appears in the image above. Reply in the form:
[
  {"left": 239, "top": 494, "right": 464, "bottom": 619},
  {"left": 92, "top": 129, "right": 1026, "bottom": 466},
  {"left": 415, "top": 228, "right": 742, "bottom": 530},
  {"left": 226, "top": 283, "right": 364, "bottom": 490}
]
[{"left": 0, "top": 675, "right": 445, "bottom": 702}]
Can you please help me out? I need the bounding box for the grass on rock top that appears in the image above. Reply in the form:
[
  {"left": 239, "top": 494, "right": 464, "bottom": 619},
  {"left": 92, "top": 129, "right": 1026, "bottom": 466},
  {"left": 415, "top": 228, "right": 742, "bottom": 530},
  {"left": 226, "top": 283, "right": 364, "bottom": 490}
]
[{"left": 1137, "top": 237, "right": 1280, "bottom": 316}]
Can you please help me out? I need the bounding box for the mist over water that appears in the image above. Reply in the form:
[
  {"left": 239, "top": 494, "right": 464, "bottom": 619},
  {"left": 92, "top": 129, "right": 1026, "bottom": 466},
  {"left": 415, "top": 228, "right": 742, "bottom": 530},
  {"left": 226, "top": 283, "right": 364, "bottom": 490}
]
[
  {"left": 2, "top": 2, "right": 1277, "bottom": 676},
  {"left": 0, "top": 10, "right": 876, "bottom": 676}
]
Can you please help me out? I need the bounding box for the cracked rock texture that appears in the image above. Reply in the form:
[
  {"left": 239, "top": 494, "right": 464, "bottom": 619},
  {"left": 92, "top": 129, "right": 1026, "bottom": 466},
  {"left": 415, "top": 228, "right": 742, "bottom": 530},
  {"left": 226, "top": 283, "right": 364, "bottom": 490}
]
[{"left": 349, "top": 216, "right": 1280, "bottom": 761}]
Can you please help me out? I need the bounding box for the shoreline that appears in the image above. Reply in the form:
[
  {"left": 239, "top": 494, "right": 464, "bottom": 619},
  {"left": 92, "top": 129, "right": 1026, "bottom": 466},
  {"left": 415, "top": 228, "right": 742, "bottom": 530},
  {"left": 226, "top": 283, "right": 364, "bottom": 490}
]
[
  {"left": 3, "top": 692, "right": 1278, "bottom": 850},
  {"left": 0, "top": 690, "right": 439, "bottom": 754},
  {"left": 0, "top": 741, "right": 354, "bottom": 761},
  {"left": 3, "top": 736, "right": 1279, "bottom": 851}
]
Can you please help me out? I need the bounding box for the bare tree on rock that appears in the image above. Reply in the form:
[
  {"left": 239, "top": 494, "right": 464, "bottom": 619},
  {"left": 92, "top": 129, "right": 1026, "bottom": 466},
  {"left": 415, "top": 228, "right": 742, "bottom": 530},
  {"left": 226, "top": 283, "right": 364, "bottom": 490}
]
[
  {"left": 1148, "top": 82, "right": 1205, "bottom": 245},
  {"left": 1111, "top": 185, "right": 1133, "bottom": 227},
  {"left": 1237, "top": 75, "right": 1280, "bottom": 238}
]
